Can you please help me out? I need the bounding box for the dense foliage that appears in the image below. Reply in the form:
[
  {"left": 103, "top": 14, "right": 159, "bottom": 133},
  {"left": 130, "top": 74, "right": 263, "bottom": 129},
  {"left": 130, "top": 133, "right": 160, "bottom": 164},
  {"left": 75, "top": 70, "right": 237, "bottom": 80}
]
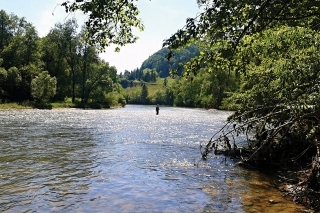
[
  {"left": 164, "top": 0, "right": 320, "bottom": 51},
  {"left": 204, "top": 26, "right": 320, "bottom": 164},
  {"left": 0, "top": 10, "right": 124, "bottom": 108},
  {"left": 120, "top": 68, "right": 158, "bottom": 87},
  {"left": 31, "top": 71, "right": 57, "bottom": 102},
  {"left": 198, "top": 26, "right": 320, "bottom": 209}
]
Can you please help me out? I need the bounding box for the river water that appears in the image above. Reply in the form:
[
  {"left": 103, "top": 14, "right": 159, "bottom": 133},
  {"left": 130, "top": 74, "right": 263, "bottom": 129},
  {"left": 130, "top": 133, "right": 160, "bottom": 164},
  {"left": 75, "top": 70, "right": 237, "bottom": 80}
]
[{"left": 0, "top": 105, "right": 309, "bottom": 212}]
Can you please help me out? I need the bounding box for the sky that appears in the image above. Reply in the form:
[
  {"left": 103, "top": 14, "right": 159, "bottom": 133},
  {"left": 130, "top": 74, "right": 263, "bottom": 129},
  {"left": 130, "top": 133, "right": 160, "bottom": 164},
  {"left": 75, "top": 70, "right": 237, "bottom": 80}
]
[{"left": 1, "top": 0, "right": 202, "bottom": 73}]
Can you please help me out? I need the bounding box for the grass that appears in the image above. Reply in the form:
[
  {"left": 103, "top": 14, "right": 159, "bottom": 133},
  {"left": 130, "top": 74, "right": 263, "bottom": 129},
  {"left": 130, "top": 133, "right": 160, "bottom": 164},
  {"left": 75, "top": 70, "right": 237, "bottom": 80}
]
[
  {"left": 0, "top": 99, "right": 107, "bottom": 110},
  {"left": 0, "top": 102, "right": 33, "bottom": 109},
  {"left": 125, "top": 77, "right": 175, "bottom": 97},
  {"left": 0, "top": 99, "right": 79, "bottom": 110},
  {"left": 50, "top": 102, "right": 77, "bottom": 109}
]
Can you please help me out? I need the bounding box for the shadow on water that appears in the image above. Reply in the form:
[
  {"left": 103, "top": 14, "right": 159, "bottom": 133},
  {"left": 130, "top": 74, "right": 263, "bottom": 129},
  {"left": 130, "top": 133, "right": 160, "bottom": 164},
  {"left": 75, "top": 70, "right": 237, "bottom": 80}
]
[{"left": 0, "top": 106, "right": 311, "bottom": 212}]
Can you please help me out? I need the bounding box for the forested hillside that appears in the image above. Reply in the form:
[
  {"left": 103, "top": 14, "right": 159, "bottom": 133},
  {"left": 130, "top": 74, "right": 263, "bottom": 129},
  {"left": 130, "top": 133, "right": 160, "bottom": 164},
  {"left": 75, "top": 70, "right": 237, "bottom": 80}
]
[
  {"left": 140, "top": 44, "right": 199, "bottom": 77},
  {"left": 120, "top": 44, "right": 199, "bottom": 84}
]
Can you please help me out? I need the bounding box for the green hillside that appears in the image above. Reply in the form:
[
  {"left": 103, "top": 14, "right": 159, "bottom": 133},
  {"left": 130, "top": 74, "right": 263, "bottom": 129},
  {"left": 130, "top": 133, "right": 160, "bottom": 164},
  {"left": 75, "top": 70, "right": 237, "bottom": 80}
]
[{"left": 139, "top": 44, "right": 199, "bottom": 77}]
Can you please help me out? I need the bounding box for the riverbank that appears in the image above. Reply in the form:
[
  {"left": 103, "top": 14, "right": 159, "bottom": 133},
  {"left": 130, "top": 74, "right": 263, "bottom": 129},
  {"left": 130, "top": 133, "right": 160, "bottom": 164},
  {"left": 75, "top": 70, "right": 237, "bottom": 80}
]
[
  {"left": 0, "top": 102, "right": 33, "bottom": 109},
  {"left": 0, "top": 101, "right": 123, "bottom": 110},
  {"left": 277, "top": 169, "right": 320, "bottom": 212}
]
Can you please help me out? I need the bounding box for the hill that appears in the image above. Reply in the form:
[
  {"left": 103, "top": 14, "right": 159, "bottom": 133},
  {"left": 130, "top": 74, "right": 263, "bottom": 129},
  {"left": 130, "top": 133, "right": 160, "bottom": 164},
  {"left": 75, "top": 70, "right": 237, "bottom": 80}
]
[{"left": 140, "top": 44, "right": 199, "bottom": 77}]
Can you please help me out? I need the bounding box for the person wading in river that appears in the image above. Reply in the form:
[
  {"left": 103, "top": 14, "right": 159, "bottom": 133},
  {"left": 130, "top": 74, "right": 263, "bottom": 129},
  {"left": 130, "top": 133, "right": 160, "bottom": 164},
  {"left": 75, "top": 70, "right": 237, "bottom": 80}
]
[{"left": 156, "top": 104, "right": 159, "bottom": 115}]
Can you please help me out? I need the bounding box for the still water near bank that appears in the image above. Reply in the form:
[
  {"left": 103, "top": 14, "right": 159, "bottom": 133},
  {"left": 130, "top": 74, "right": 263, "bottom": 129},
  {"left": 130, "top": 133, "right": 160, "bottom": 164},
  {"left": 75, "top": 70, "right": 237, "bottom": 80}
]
[{"left": 0, "top": 105, "right": 308, "bottom": 212}]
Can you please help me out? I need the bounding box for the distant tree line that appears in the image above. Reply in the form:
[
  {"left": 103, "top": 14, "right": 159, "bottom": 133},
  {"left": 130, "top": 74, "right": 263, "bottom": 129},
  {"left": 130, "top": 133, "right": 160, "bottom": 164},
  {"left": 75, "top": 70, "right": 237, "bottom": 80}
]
[{"left": 120, "top": 68, "right": 158, "bottom": 88}]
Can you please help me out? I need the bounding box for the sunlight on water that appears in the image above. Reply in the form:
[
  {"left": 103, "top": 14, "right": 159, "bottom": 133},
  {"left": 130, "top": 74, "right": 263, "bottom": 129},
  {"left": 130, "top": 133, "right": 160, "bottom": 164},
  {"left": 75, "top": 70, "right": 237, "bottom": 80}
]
[
  {"left": 0, "top": 105, "right": 311, "bottom": 212},
  {"left": 161, "top": 158, "right": 198, "bottom": 168}
]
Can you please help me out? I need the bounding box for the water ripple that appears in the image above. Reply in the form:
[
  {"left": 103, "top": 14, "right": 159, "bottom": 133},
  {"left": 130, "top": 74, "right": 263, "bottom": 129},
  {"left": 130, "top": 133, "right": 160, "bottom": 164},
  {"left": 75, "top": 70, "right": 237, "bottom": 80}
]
[{"left": 0, "top": 106, "right": 308, "bottom": 212}]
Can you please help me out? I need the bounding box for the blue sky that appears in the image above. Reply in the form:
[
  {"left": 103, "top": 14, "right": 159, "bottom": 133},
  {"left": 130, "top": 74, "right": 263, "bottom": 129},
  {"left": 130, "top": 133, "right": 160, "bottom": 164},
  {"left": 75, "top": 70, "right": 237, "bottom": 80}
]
[{"left": 1, "top": 0, "right": 201, "bottom": 73}]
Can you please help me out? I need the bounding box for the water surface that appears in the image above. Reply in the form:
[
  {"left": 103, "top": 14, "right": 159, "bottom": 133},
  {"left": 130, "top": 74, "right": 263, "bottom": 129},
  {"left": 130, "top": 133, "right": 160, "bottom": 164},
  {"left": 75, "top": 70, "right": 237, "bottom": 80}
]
[{"left": 0, "top": 105, "right": 309, "bottom": 212}]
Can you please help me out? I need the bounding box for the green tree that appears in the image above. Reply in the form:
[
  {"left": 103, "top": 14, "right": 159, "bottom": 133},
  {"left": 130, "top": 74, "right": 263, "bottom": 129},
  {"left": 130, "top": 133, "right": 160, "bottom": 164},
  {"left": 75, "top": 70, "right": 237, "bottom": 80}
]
[
  {"left": 31, "top": 71, "right": 57, "bottom": 102},
  {"left": 153, "top": 90, "right": 165, "bottom": 105},
  {"left": 164, "top": 86, "right": 174, "bottom": 106},
  {"left": 140, "top": 83, "right": 149, "bottom": 104},
  {"left": 0, "top": 66, "right": 7, "bottom": 100},
  {"left": 80, "top": 61, "right": 114, "bottom": 104},
  {"left": 0, "top": 10, "right": 13, "bottom": 53},
  {"left": 163, "top": 77, "right": 168, "bottom": 88},
  {"left": 40, "top": 26, "right": 71, "bottom": 101},
  {"left": 5, "top": 66, "right": 22, "bottom": 99},
  {"left": 203, "top": 26, "right": 320, "bottom": 196},
  {"left": 1, "top": 16, "right": 40, "bottom": 70},
  {"left": 60, "top": 19, "right": 79, "bottom": 103},
  {"left": 0, "top": 11, "right": 42, "bottom": 101},
  {"left": 165, "top": 1, "right": 320, "bottom": 50},
  {"left": 61, "top": 0, "right": 144, "bottom": 51}
]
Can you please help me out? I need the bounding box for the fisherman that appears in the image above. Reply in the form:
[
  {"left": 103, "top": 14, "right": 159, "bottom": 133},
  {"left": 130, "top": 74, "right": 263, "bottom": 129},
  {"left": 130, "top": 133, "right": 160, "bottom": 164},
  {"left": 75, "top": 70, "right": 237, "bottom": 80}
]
[{"left": 156, "top": 104, "right": 159, "bottom": 115}]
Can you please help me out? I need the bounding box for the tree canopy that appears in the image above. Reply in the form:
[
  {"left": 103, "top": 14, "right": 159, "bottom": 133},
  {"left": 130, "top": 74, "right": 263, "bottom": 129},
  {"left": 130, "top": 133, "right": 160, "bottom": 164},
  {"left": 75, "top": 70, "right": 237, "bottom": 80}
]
[
  {"left": 61, "top": 0, "right": 144, "bottom": 51},
  {"left": 31, "top": 71, "right": 57, "bottom": 102},
  {"left": 0, "top": 10, "right": 125, "bottom": 108},
  {"left": 164, "top": 0, "right": 320, "bottom": 50}
]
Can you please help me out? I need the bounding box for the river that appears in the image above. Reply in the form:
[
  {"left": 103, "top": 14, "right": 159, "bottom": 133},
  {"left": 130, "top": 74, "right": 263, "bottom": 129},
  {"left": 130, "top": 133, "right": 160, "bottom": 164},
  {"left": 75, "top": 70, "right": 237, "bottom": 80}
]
[{"left": 0, "top": 105, "right": 309, "bottom": 212}]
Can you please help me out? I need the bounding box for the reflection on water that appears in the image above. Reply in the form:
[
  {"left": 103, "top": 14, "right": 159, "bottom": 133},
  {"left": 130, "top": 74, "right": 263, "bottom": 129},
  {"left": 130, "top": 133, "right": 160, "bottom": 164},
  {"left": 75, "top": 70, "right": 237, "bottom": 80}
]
[{"left": 0, "top": 105, "right": 310, "bottom": 212}]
